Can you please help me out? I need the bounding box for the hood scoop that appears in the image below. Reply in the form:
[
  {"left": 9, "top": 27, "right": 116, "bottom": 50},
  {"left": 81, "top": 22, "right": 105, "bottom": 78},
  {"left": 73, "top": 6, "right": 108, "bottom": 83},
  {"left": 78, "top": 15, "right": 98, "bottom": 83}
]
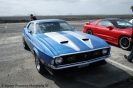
[
  {"left": 82, "top": 38, "right": 89, "bottom": 41},
  {"left": 60, "top": 41, "right": 68, "bottom": 44}
]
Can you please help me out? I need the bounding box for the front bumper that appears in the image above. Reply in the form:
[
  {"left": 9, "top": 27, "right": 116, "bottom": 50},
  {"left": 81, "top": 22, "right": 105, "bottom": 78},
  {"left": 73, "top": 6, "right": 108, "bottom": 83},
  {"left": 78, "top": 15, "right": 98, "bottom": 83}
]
[{"left": 50, "top": 55, "right": 110, "bottom": 70}]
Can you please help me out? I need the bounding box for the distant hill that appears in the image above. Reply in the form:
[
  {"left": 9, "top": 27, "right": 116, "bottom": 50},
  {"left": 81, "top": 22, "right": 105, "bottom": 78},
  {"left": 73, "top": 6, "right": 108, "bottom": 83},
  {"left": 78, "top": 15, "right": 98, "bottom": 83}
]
[{"left": 0, "top": 14, "right": 132, "bottom": 23}]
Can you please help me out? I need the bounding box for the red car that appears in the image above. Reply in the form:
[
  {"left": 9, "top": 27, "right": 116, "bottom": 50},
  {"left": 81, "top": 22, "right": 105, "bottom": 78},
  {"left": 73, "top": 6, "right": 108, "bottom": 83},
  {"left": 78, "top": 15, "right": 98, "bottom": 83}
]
[{"left": 83, "top": 18, "right": 133, "bottom": 50}]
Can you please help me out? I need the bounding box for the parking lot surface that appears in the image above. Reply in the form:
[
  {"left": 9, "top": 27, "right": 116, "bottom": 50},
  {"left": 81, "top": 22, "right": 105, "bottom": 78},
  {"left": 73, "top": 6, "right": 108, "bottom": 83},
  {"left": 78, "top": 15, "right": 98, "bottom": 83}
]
[{"left": 0, "top": 20, "right": 133, "bottom": 88}]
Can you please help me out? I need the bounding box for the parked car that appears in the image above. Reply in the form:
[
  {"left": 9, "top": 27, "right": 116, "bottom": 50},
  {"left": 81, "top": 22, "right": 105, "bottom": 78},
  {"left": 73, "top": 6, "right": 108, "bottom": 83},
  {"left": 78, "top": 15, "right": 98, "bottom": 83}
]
[
  {"left": 83, "top": 18, "right": 133, "bottom": 50},
  {"left": 129, "top": 19, "right": 133, "bottom": 24},
  {"left": 22, "top": 19, "right": 111, "bottom": 75}
]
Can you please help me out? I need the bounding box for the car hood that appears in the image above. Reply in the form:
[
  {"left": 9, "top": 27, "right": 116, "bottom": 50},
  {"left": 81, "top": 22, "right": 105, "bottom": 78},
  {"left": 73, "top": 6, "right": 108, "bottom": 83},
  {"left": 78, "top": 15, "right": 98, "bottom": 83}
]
[{"left": 38, "top": 31, "right": 109, "bottom": 55}]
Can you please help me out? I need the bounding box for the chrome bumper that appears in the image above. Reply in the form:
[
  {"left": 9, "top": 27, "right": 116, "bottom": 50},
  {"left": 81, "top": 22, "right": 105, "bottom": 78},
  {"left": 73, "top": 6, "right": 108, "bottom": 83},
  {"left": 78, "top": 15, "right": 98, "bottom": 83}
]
[{"left": 50, "top": 55, "right": 110, "bottom": 70}]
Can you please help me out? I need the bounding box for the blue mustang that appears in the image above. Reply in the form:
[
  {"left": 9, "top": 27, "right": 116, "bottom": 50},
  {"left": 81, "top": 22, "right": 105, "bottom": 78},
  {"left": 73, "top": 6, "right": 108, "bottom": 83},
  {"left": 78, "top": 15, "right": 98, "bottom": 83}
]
[{"left": 22, "top": 19, "right": 111, "bottom": 75}]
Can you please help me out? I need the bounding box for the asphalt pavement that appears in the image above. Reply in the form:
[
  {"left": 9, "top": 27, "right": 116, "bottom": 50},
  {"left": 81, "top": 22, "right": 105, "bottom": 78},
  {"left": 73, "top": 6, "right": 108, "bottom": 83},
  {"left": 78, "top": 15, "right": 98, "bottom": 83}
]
[{"left": 0, "top": 20, "right": 133, "bottom": 88}]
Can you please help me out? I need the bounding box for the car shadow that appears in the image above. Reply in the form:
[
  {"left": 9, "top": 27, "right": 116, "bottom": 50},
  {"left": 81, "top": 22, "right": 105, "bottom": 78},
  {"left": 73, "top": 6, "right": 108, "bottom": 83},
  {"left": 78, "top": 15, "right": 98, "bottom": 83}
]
[{"left": 40, "top": 62, "right": 133, "bottom": 88}]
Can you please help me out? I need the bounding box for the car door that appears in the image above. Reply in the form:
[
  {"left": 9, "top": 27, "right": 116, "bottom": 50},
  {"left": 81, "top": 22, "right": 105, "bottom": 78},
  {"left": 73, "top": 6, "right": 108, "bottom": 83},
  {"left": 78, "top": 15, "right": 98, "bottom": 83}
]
[
  {"left": 25, "top": 23, "right": 34, "bottom": 50},
  {"left": 95, "top": 20, "right": 116, "bottom": 42}
]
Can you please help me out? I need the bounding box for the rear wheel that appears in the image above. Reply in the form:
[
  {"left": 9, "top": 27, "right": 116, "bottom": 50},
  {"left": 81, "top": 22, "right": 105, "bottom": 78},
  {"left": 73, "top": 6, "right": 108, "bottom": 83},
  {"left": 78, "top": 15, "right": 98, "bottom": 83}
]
[
  {"left": 87, "top": 29, "right": 93, "bottom": 35},
  {"left": 119, "top": 36, "right": 132, "bottom": 50}
]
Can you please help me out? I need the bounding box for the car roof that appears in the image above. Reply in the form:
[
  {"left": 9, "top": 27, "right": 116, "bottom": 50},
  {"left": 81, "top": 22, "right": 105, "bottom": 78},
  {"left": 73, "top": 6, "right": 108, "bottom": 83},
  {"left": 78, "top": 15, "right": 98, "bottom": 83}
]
[{"left": 30, "top": 19, "right": 65, "bottom": 23}]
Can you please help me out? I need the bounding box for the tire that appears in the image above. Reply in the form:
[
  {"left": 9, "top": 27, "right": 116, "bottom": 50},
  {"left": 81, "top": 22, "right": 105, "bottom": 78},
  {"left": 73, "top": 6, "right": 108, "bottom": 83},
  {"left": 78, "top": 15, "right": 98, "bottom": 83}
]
[
  {"left": 119, "top": 36, "right": 132, "bottom": 50},
  {"left": 34, "top": 53, "right": 46, "bottom": 74},
  {"left": 22, "top": 38, "right": 29, "bottom": 50},
  {"left": 87, "top": 29, "right": 93, "bottom": 35}
]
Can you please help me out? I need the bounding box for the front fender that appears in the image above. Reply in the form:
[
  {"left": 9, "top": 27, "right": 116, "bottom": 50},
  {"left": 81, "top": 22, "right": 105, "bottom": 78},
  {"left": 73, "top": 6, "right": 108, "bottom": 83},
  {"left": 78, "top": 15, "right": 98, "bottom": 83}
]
[
  {"left": 33, "top": 47, "right": 54, "bottom": 66},
  {"left": 33, "top": 43, "right": 54, "bottom": 66}
]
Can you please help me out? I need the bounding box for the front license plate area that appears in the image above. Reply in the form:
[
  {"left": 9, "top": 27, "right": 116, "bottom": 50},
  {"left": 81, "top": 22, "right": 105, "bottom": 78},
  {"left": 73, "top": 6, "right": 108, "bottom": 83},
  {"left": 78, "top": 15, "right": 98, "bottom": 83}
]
[{"left": 78, "top": 64, "right": 89, "bottom": 68}]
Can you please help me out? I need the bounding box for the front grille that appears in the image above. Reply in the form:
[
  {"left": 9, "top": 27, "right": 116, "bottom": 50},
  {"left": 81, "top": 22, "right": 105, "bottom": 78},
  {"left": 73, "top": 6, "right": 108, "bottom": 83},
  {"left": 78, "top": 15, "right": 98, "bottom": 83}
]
[{"left": 54, "top": 48, "right": 110, "bottom": 65}]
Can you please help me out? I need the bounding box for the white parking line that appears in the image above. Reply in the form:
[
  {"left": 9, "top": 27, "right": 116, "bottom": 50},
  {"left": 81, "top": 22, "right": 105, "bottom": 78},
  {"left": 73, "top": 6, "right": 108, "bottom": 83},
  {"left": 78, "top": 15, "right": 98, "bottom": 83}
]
[
  {"left": 0, "top": 36, "right": 22, "bottom": 45},
  {"left": 107, "top": 59, "right": 133, "bottom": 72}
]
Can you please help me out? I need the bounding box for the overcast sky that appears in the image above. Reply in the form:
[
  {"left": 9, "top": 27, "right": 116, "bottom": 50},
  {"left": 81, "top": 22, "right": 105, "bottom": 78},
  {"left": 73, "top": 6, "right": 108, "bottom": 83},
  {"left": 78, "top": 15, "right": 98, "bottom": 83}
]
[{"left": 0, "top": 0, "right": 133, "bottom": 16}]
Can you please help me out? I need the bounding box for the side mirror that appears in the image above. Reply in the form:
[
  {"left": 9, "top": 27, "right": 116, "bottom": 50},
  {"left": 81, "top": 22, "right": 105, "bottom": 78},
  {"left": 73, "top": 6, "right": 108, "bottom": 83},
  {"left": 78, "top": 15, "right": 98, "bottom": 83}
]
[
  {"left": 28, "top": 30, "right": 32, "bottom": 34},
  {"left": 85, "top": 22, "right": 91, "bottom": 25},
  {"left": 71, "top": 26, "right": 75, "bottom": 29},
  {"left": 107, "top": 26, "right": 114, "bottom": 30},
  {"left": 71, "top": 26, "right": 76, "bottom": 31}
]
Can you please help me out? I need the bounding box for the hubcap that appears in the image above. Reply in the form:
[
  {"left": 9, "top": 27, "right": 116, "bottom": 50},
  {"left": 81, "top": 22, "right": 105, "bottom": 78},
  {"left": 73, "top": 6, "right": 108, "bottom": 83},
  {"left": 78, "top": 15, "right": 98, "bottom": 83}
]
[
  {"left": 36, "top": 56, "right": 40, "bottom": 70},
  {"left": 120, "top": 37, "right": 130, "bottom": 49}
]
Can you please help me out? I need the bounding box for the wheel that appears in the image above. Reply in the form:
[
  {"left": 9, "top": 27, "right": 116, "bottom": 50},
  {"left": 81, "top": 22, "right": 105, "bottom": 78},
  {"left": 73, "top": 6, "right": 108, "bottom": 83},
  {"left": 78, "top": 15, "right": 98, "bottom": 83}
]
[
  {"left": 119, "top": 36, "right": 132, "bottom": 50},
  {"left": 34, "top": 53, "right": 46, "bottom": 74},
  {"left": 87, "top": 29, "right": 93, "bottom": 35},
  {"left": 22, "top": 38, "right": 29, "bottom": 50}
]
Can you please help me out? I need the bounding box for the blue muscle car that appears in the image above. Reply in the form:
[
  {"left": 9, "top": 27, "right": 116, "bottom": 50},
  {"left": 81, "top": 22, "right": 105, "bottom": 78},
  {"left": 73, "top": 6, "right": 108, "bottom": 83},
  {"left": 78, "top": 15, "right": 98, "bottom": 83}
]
[{"left": 22, "top": 19, "right": 111, "bottom": 75}]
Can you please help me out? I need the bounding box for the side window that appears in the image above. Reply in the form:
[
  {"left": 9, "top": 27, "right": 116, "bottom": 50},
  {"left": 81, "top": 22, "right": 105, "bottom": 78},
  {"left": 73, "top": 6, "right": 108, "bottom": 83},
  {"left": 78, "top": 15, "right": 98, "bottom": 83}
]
[
  {"left": 98, "top": 20, "right": 113, "bottom": 27},
  {"left": 117, "top": 21, "right": 132, "bottom": 27},
  {"left": 59, "top": 22, "right": 71, "bottom": 31},
  {"left": 27, "top": 23, "right": 34, "bottom": 32}
]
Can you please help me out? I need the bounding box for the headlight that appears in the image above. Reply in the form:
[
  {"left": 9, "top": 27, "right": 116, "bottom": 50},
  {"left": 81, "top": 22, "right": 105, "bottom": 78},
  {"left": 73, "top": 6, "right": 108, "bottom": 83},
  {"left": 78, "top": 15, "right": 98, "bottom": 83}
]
[
  {"left": 102, "top": 49, "right": 108, "bottom": 55},
  {"left": 55, "top": 57, "right": 63, "bottom": 65}
]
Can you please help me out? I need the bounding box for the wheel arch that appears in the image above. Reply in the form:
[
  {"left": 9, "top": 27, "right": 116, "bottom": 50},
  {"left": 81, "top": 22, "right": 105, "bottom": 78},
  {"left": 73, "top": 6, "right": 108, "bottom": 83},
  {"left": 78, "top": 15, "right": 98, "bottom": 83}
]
[
  {"left": 33, "top": 46, "right": 54, "bottom": 65},
  {"left": 118, "top": 35, "right": 132, "bottom": 50},
  {"left": 86, "top": 28, "right": 93, "bottom": 34},
  {"left": 118, "top": 35, "right": 130, "bottom": 44},
  {"left": 33, "top": 48, "right": 40, "bottom": 59},
  {"left": 33, "top": 48, "right": 45, "bottom": 65}
]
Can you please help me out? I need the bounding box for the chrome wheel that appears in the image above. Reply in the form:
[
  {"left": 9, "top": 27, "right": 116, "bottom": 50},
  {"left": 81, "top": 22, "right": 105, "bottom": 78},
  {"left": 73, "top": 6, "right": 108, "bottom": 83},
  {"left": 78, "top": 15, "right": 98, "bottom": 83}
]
[
  {"left": 119, "top": 36, "right": 131, "bottom": 50},
  {"left": 34, "top": 53, "right": 46, "bottom": 74},
  {"left": 35, "top": 56, "right": 40, "bottom": 71}
]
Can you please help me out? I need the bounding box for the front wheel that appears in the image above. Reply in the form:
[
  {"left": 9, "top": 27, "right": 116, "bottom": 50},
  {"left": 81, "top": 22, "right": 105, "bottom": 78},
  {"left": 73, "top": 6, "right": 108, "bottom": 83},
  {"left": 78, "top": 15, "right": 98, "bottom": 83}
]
[
  {"left": 34, "top": 53, "right": 46, "bottom": 74},
  {"left": 119, "top": 36, "right": 132, "bottom": 50}
]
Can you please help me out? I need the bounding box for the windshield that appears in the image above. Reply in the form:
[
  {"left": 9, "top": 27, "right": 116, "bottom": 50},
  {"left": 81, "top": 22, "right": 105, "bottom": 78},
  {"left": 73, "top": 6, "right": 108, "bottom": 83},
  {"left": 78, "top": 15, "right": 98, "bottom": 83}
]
[
  {"left": 35, "top": 22, "right": 73, "bottom": 34},
  {"left": 110, "top": 20, "right": 133, "bottom": 29}
]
